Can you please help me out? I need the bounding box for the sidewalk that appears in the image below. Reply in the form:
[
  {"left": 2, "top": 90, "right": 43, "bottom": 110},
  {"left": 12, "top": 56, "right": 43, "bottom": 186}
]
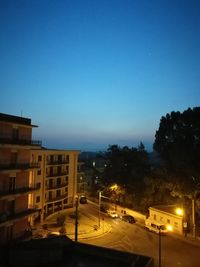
[{"left": 32, "top": 208, "right": 112, "bottom": 241}]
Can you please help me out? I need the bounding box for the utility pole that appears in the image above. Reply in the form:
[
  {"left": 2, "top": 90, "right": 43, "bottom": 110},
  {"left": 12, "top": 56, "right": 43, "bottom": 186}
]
[
  {"left": 158, "top": 226, "right": 161, "bottom": 267},
  {"left": 75, "top": 196, "right": 79, "bottom": 242},
  {"left": 192, "top": 198, "right": 196, "bottom": 239},
  {"left": 99, "top": 191, "right": 101, "bottom": 228}
]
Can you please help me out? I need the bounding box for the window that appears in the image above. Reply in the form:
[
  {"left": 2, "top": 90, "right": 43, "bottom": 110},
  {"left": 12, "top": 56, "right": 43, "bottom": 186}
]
[
  {"left": 167, "top": 219, "right": 170, "bottom": 224},
  {"left": 56, "top": 190, "right": 61, "bottom": 197},
  {"left": 65, "top": 176, "right": 68, "bottom": 185},
  {"left": 36, "top": 196, "right": 40, "bottom": 203},
  {"left": 57, "top": 177, "right": 61, "bottom": 186},
  {"left": 38, "top": 155, "right": 42, "bottom": 162},
  {"left": 37, "top": 169, "right": 41, "bottom": 175},
  {"left": 160, "top": 217, "right": 163, "bottom": 222},
  {"left": 9, "top": 177, "right": 16, "bottom": 191},
  {"left": 36, "top": 182, "right": 41, "bottom": 189},
  {"left": 153, "top": 214, "right": 156, "bottom": 220},
  {"left": 174, "top": 222, "right": 178, "bottom": 228}
]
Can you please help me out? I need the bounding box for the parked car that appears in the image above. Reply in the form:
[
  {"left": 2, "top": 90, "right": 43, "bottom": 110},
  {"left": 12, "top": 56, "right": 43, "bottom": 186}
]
[
  {"left": 80, "top": 196, "right": 87, "bottom": 204},
  {"left": 107, "top": 210, "right": 118, "bottom": 218},
  {"left": 145, "top": 219, "right": 168, "bottom": 234},
  {"left": 121, "top": 215, "right": 136, "bottom": 224}
]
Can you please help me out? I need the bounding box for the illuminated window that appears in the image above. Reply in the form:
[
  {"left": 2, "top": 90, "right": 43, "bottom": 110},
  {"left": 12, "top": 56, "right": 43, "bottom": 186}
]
[{"left": 174, "top": 222, "right": 178, "bottom": 228}]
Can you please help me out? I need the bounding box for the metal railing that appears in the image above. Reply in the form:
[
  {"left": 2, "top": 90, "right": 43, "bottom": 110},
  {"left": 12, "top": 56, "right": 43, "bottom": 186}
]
[
  {"left": 46, "top": 171, "right": 68, "bottom": 178},
  {"left": 0, "top": 137, "right": 42, "bottom": 146},
  {"left": 0, "top": 162, "right": 40, "bottom": 171},
  {"left": 46, "top": 159, "right": 69, "bottom": 165},
  {"left": 0, "top": 209, "right": 38, "bottom": 226},
  {"left": 0, "top": 185, "right": 40, "bottom": 199}
]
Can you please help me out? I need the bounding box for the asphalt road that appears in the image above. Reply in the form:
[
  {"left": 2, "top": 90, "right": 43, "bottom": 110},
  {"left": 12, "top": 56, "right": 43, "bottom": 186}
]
[{"left": 79, "top": 202, "right": 200, "bottom": 267}]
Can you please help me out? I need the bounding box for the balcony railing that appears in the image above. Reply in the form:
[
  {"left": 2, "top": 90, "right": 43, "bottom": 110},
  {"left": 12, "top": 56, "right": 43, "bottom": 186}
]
[
  {"left": 46, "top": 159, "right": 69, "bottom": 165},
  {"left": 0, "top": 162, "right": 40, "bottom": 171},
  {"left": 0, "top": 209, "right": 38, "bottom": 226},
  {"left": 46, "top": 171, "right": 68, "bottom": 178},
  {"left": 45, "top": 193, "right": 68, "bottom": 204},
  {"left": 46, "top": 182, "right": 68, "bottom": 190},
  {"left": 0, "top": 185, "right": 40, "bottom": 199},
  {"left": 0, "top": 137, "right": 42, "bottom": 146}
]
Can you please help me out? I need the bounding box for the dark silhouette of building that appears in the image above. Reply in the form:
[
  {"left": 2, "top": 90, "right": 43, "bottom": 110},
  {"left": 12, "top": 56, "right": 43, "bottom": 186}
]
[{"left": 0, "top": 236, "right": 154, "bottom": 267}]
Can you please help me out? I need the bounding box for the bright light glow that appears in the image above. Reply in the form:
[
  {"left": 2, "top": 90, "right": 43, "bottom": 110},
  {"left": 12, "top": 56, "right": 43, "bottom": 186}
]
[
  {"left": 167, "top": 225, "right": 173, "bottom": 231},
  {"left": 110, "top": 184, "right": 118, "bottom": 190},
  {"left": 175, "top": 208, "right": 183, "bottom": 216}
]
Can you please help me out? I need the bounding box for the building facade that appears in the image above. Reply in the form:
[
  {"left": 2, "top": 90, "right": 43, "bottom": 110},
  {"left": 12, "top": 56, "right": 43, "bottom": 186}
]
[
  {"left": 0, "top": 113, "right": 81, "bottom": 243},
  {"left": 148, "top": 205, "right": 183, "bottom": 234},
  {"left": 0, "top": 113, "right": 41, "bottom": 244},
  {"left": 31, "top": 149, "right": 80, "bottom": 222}
]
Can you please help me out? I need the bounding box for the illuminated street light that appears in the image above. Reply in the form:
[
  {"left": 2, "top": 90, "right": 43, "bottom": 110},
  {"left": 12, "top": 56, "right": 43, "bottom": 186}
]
[
  {"left": 110, "top": 184, "right": 118, "bottom": 191},
  {"left": 167, "top": 225, "right": 173, "bottom": 232},
  {"left": 175, "top": 208, "right": 183, "bottom": 216}
]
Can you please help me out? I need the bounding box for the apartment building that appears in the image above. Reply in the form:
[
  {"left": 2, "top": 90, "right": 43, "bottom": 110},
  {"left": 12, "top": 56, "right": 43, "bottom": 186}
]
[
  {"left": 0, "top": 113, "right": 42, "bottom": 244},
  {"left": 31, "top": 149, "right": 80, "bottom": 223}
]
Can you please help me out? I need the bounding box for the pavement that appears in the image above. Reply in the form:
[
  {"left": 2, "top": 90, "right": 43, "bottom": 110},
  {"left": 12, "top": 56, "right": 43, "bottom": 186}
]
[{"left": 32, "top": 207, "right": 112, "bottom": 241}]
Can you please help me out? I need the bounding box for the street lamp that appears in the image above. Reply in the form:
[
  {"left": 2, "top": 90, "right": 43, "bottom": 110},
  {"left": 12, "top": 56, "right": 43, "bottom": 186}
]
[
  {"left": 98, "top": 190, "right": 111, "bottom": 228},
  {"left": 158, "top": 226, "right": 162, "bottom": 267},
  {"left": 175, "top": 208, "right": 183, "bottom": 216},
  {"left": 99, "top": 191, "right": 101, "bottom": 228},
  {"left": 75, "top": 195, "right": 79, "bottom": 242}
]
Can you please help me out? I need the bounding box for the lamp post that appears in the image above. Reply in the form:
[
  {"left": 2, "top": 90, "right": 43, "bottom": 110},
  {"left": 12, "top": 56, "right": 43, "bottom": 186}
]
[
  {"left": 99, "top": 191, "right": 102, "bottom": 228},
  {"left": 98, "top": 190, "right": 111, "bottom": 228},
  {"left": 158, "top": 226, "right": 161, "bottom": 267},
  {"left": 75, "top": 196, "right": 79, "bottom": 242},
  {"left": 192, "top": 198, "right": 196, "bottom": 239}
]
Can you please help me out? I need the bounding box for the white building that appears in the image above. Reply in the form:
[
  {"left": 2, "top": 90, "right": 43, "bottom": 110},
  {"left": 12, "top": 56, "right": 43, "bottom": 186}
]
[{"left": 147, "top": 205, "right": 184, "bottom": 235}]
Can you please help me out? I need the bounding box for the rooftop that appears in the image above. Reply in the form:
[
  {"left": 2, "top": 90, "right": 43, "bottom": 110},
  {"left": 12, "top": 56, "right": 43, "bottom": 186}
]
[
  {"left": 0, "top": 236, "right": 154, "bottom": 267},
  {"left": 150, "top": 204, "right": 182, "bottom": 216},
  {"left": 0, "top": 113, "right": 38, "bottom": 127}
]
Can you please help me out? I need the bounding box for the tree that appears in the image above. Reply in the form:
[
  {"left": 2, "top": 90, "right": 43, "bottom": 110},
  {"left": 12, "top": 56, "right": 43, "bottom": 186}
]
[{"left": 153, "top": 107, "right": 200, "bottom": 176}]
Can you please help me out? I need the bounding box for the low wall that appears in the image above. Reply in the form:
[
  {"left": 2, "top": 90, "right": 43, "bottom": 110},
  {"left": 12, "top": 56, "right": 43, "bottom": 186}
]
[
  {"left": 116, "top": 206, "right": 147, "bottom": 222},
  {"left": 88, "top": 199, "right": 146, "bottom": 222}
]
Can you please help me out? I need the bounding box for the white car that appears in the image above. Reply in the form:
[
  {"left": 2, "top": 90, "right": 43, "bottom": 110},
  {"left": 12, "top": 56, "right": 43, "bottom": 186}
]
[{"left": 107, "top": 210, "right": 118, "bottom": 218}]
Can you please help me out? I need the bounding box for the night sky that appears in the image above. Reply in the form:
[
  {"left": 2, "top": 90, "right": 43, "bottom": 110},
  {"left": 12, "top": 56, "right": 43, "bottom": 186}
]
[{"left": 1, "top": 0, "right": 200, "bottom": 151}]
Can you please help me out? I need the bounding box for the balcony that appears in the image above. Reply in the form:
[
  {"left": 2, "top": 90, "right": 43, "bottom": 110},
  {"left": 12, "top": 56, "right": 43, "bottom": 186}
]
[
  {"left": 46, "top": 171, "right": 68, "bottom": 178},
  {"left": 46, "top": 159, "right": 69, "bottom": 166},
  {"left": 0, "top": 162, "right": 40, "bottom": 172},
  {"left": 0, "top": 209, "right": 39, "bottom": 227},
  {"left": 45, "top": 193, "right": 68, "bottom": 204},
  {"left": 0, "top": 137, "right": 42, "bottom": 147},
  {"left": 46, "top": 182, "right": 68, "bottom": 190},
  {"left": 0, "top": 185, "right": 40, "bottom": 200}
]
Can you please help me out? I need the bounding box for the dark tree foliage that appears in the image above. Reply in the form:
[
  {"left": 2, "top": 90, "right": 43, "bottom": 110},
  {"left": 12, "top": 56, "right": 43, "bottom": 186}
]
[
  {"left": 153, "top": 107, "right": 200, "bottom": 177},
  {"left": 103, "top": 144, "right": 150, "bottom": 199}
]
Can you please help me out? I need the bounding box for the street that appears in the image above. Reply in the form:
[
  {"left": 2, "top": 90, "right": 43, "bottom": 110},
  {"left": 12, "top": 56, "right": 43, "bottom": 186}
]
[{"left": 79, "top": 202, "right": 200, "bottom": 267}]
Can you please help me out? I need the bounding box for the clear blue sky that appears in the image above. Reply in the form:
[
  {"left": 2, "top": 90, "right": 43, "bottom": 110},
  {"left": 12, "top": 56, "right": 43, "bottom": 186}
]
[{"left": 1, "top": 0, "right": 200, "bottom": 152}]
